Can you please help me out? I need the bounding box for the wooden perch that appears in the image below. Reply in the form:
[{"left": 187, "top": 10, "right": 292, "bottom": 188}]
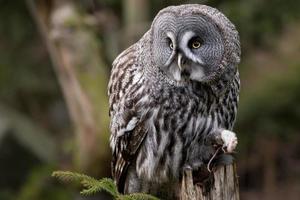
[{"left": 180, "top": 163, "right": 239, "bottom": 200}]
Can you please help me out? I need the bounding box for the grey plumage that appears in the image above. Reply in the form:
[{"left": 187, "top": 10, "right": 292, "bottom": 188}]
[{"left": 108, "top": 4, "right": 240, "bottom": 199}]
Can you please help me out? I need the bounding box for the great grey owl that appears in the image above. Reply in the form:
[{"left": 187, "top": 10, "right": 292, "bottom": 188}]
[{"left": 108, "top": 4, "right": 240, "bottom": 199}]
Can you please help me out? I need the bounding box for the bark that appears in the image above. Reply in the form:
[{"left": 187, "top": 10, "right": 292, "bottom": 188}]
[
  {"left": 180, "top": 163, "right": 240, "bottom": 200},
  {"left": 26, "top": 0, "right": 110, "bottom": 176}
]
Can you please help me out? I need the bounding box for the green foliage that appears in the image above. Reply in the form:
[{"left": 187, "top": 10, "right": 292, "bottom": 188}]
[
  {"left": 121, "top": 193, "right": 160, "bottom": 200},
  {"left": 52, "top": 171, "right": 159, "bottom": 200}
]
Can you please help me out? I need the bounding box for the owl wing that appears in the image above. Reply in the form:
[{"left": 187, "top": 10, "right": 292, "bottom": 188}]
[{"left": 108, "top": 44, "right": 147, "bottom": 192}]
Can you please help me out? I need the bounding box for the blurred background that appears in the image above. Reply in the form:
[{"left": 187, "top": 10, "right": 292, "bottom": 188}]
[{"left": 0, "top": 0, "right": 300, "bottom": 199}]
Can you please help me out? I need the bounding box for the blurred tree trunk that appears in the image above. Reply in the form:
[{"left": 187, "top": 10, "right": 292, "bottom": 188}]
[
  {"left": 123, "top": 0, "right": 150, "bottom": 47},
  {"left": 26, "top": 0, "right": 110, "bottom": 176},
  {"left": 180, "top": 164, "right": 240, "bottom": 200}
]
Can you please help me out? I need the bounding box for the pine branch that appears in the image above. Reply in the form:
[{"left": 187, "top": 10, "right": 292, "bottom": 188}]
[
  {"left": 52, "top": 171, "right": 159, "bottom": 200},
  {"left": 52, "top": 171, "right": 97, "bottom": 184},
  {"left": 52, "top": 171, "right": 118, "bottom": 198},
  {"left": 120, "top": 193, "right": 160, "bottom": 200}
]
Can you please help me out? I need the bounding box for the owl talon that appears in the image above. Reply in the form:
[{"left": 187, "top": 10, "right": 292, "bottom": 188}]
[{"left": 183, "top": 165, "right": 193, "bottom": 171}]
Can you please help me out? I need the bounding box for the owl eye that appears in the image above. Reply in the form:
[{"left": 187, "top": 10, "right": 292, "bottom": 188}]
[
  {"left": 167, "top": 38, "right": 174, "bottom": 50},
  {"left": 189, "top": 37, "right": 202, "bottom": 49},
  {"left": 192, "top": 41, "right": 201, "bottom": 49},
  {"left": 170, "top": 42, "right": 174, "bottom": 50}
]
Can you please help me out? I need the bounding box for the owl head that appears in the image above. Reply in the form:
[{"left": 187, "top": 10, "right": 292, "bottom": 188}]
[{"left": 150, "top": 4, "right": 241, "bottom": 84}]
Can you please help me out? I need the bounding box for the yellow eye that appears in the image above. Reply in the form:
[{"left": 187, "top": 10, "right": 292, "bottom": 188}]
[{"left": 191, "top": 40, "right": 201, "bottom": 49}]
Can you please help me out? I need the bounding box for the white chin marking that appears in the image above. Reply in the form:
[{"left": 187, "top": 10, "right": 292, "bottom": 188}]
[
  {"left": 169, "top": 63, "right": 181, "bottom": 81},
  {"left": 190, "top": 66, "right": 205, "bottom": 81},
  {"left": 221, "top": 130, "right": 238, "bottom": 153},
  {"left": 173, "top": 70, "right": 181, "bottom": 81}
]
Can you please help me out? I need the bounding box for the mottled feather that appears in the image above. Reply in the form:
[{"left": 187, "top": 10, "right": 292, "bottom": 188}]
[{"left": 108, "top": 4, "right": 241, "bottom": 199}]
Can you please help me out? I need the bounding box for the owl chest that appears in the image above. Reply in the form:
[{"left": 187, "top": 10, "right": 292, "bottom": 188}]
[
  {"left": 148, "top": 87, "right": 221, "bottom": 138},
  {"left": 136, "top": 87, "right": 225, "bottom": 181}
]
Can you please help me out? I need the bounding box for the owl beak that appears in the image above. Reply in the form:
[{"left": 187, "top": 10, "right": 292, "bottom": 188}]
[{"left": 177, "top": 53, "right": 186, "bottom": 71}]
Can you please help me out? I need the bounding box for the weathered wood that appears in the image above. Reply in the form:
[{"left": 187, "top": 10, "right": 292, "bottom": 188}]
[{"left": 180, "top": 164, "right": 240, "bottom": 200}]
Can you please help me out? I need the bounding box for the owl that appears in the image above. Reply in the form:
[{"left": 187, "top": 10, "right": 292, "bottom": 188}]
[{"left": 108, "top": 4, "right": 240, "bottom": 199}]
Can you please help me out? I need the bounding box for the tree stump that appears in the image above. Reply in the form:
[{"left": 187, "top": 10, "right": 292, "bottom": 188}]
[{"left": 180, "top": 163, "right": 239, "bottom": 200}]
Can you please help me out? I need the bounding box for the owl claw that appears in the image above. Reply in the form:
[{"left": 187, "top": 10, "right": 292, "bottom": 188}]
[
  {"left": 183, "top": 165, "right": 192, "bottom": 171},
  {"left": 220, "top": 130, "right": 238, "bottom": 153}
]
